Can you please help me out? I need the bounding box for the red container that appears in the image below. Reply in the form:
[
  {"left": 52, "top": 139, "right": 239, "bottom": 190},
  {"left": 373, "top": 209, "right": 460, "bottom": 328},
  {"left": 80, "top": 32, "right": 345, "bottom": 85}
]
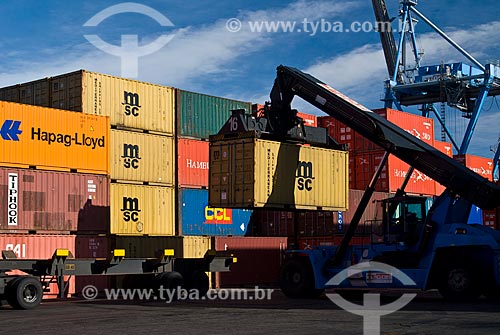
[
  {"left": 483, "top": 210, "right": 497, "bottom": 228},
  {"left": 454, "top": 154, "right": 493, "bottom": 181},
  {"left": 74, "top": 235, "right": 112, "bottom": 294},
  {"left": 177, "top": 138, "right": 209, "bottom": 188},
  {"left": 342, "top": 190, "right": 391, "bottom": 231},
  {"left": 252, "top": 210, "right": 295, "bottom": 237},
  {"left": 0, "top": 234, "right": 76, "bottom": 297},
  {"left": 0, "top": 168, "right": 110, "bottom": 233},
  {"left": 253, "top": 104, "right": 317, "bottom": 127},
  {"left": 293, "top": 236, "right": 371, "bottom": 249},
  {"left": 213, "top": 236, "right": 287, "bottom": 288}
]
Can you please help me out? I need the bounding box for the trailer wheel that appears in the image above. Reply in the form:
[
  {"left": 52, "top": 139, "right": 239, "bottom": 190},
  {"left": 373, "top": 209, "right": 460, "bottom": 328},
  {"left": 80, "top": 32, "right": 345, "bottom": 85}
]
[
  {"left": 189, "top": 271, "right": 210, "bottom": 297},
  {"left": 7, "top": 276, "right": 43, "bottom": 310},
  {"left": 438, "top": 265, "right": 481, "bottom": 301},
  {"left": 280, "top": 258, "right": 323, "bottom": 299},
  {"left": 156, "top": 272, "right": 184, "bottom": 292}
]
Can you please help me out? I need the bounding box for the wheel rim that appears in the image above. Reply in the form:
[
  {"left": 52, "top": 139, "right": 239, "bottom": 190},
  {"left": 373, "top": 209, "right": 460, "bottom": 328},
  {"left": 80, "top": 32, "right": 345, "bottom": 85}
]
[
  {"left": 292, "top": 272, "right": 302, "bottom": 285},
  {"left": 22, "top": 284, "right": 39, "bottom": 303},
  {"left": 447, "top": 269, "right": 470, "bottom": 292}
]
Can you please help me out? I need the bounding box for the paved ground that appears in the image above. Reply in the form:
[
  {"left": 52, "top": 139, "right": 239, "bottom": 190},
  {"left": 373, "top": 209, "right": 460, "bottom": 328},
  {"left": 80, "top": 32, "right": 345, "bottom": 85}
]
[{"left": 1, "top": 289, "right": 500, "bottom": 334}]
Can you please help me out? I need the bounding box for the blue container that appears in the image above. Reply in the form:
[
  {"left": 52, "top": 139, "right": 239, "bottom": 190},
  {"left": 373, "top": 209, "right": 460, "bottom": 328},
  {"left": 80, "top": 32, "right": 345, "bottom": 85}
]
[{"left": 179, "top": 188, "right": 252, "bottom": 236}]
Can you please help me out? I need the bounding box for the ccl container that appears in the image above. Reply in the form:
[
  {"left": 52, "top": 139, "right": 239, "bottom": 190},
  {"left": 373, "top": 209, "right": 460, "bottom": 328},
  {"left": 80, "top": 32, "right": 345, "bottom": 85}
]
[
  {"left": 177, "top": 138, "right": 209, "bottom": 188},
  {"left": 252, "top": 104, "right": 317, "bottom": 127},
  {"left": 0, "top": 101, "right": 109, "bottom": 174},
  {"left": 212, "top": 236, "right": 288, "bottom": 288},
  {"left": 179, "top": 188, "right": 252, "bottom": 236},
  {"left": 209, "top": 137, "right": 349, "bottom": 211},
  {"left": 74, "top": 235, "right": 112, "bottom": 294},
  {"left": 1, "top": 70, "right": 175, "bottom": 134},
  {"left": 111, "top": 236, "right": 211, "bottom": 258},
  {"left": 110, "top": 184, "right": 175, "bottom": 236},
  {"left": 110, "top": 129, "right": 174, "bottom": 185},
  {"left": 454, "top": 154, "right": 493, "bottom": 181},
  {"left": 434, "top": 140, "right": 453, "bottom": 195},
  {"left": 177, "top": 90, "right": 252, "bottom": 139},
  {"left": 0, "top": 167, "right": 109, "bottom": 233}
]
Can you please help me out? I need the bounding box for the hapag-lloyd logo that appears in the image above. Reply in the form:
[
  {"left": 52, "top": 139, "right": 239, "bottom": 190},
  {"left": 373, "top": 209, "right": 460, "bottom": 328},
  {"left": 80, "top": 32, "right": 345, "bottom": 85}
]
[{"left": 31, "top": 127, "right": 105, "bottom": 149}]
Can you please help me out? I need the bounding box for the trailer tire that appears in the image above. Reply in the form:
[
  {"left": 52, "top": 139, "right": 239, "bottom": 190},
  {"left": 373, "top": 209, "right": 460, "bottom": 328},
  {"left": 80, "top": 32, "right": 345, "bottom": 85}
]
[
  {"left": 438, "top": 265, "right": 481, "bottom": 301},
  {"left": 280, "top": 258, "right": 323, "bottom": 299},
  {"left": 7, "top": 276, "right": 43, "bottom": 310},
  {"left": 156, "top": 272, "right": 184, "bottom": 293},
  {"left": 189, "top": 271, "right": 210, "bottom": 297}
]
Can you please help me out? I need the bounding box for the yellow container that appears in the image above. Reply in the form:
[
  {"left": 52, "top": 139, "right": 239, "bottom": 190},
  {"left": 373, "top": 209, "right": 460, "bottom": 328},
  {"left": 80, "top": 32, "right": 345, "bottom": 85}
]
[
  {"left": 112, "top": 236, "right": 212, "bottom": 258},
  {"left": 2, "top": 70, "right": 175, "bottom": 135},
  {"left": 209, "top": 137, "right": 349, "bottom": 211},
  {"left": 0, "top": 100, "right": 109, "bottom": 174},
  {"left": 110, "top": 130, "right": 174, "bottom": 185},
  {"left": 110, "top": 184, "right": 175, "bottom": 236}
]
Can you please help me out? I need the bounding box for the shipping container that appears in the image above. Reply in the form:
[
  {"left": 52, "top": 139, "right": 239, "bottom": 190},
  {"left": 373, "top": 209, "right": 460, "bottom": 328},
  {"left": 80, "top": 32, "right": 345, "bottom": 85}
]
[
  {"left": 177, "top": 138, "right": 209, "bottom": 188},
  {"left": 110, "top": 184, "right": 175, "bottom": 236},
  {"left": 0, "top": 84, "right": 20, "bottom": 103},
  {"left": 483, "top": 209, "right": 497, "bottom": 227},
  {"left": 291, "top": 236, "right": 371, "bottom": 250},
  {"left": 177, "top": 90, "right": 252, "bottom": 139},
  {"left": 212, "top": 236, "right": 287, "bottom": 288},
  {"left": 209, "top": 137, "right": 349, "bottom": 211},
  {"left": 0, "top": 101, "right": 109, "bottom": 174},
  {"left": 111, "top": 236, "right": 211, "bottom": 258},
  {"left": 340, "top": 189, "right": 391, "bottom": 231},
  {"left": 0, "top": 167, "right": 109, "bottom": 233},
  {"left": 454, "top": 154, "right": 493, "bottom": 181},
  {"left": 434, "top": 140, "right": 453, "bottom": 195},
  {"left": 252, "top": 104, "right": 318, "bottom": 127},
  {"left": 179, "top": 188, "right": 252, "bottom": 236},
  {"left": 1, "top": 70, "right": 175, "bottom": 134},
  {"left": 74, "top": 235, "right": 112, "bottom": 294},
  {"left": 110, "top": 129, "right": 174, "bottom": 185}
]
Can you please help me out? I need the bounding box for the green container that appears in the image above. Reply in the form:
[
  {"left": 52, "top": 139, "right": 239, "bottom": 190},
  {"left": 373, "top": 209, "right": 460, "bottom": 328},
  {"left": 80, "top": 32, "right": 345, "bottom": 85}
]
[{"left": 177, "top": 89, "right": 252, "bottom": 139}]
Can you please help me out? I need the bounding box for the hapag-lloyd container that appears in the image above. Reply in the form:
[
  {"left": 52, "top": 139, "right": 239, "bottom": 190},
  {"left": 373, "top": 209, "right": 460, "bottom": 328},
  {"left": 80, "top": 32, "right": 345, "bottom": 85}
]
[
  {"left": 0, "top": 101, "right": 109, "bottom": 174},
  {"left": 252, "top": 104, "right": 318, "bottom": 127},
  {"left": 110, "top": 130, "right": 174, "bottom": 185},
  {"left": 212, "top": 236, "right": 288, "bottom": 288},
  {"left": 209, "top": 137, "right": 349, "bottom": 211},
  {"left": 0, "top": 70, "right": 175, "bottom": 134},
  {"left": 454, "top": 154, "right": 493, "bottom": 181},
  {"left": 177, "top": 90, "right": 252, "bottom": 139},
  {"left": 179, "top": 188, "right": 252, "bottom": 236},
  {"left": 434, "top": 140, "right": 453, "bottom": 194},
  {"left": 0, "top": 167, "right": 109, "bottom": 233},
  {"left": 110, "top": 183, "right": 175, "bottom": 236},
  {"left": 111, "top": 236, "right": 211, "bottom": 258},
  {"left": 177, "top": 138, "right": 209, "bottom": 188}
]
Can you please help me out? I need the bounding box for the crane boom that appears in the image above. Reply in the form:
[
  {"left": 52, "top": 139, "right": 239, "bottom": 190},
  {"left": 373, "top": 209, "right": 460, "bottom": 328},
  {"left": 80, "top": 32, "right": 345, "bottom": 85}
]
[{"left": 269, "top": 65, "right": 500, "bottom": 209}]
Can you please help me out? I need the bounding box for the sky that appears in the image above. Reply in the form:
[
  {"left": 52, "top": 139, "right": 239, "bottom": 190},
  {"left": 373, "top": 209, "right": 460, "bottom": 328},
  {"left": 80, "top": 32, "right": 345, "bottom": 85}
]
[{"left": 1, "top": 0, "right": 499, "bottom": 161}]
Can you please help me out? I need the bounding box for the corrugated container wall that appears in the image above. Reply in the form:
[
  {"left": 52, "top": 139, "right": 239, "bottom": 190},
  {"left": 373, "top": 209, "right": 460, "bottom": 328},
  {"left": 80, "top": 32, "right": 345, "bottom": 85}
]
[
  {"left": 454, "top": 154, "right": 493, "bottom": 181},
  {"left": 213, "top": 237, "right": 287, "bottom": 288},
  {"left": 0, "top": 168, "right": 109, "bottom": 233},
  {"left": 0, "top": 101, "right": 109, "bottom": 174},
  {"left": 341, "top": 189, "right": 391, "bottom": 233},
  {"left": 177, "top": 90, "right": 252, "bottom": 139},
  {"left": 0, "top": 84, "right": 20, "bottom": 102},
  {"left": 434, "top": 140, "right": 453, "bottom": 195},
  {"left": 112, "top": 236, "right": 211, "bottom": 258},
  {"left": 209, "top": 137, "right": 349, "bottom": 211},
  {"left": 252, "top": 104, "right": 317, "bottom": 127},
  {"left": 179, "top": 188, "right": 252, "bottom": 236},
  {"left": 1, "top": 70, "right": 176, "bottom": 134},
  {"left": 110, "top": 184, "right": 175, "bottom": 236},
  {"left": 177, "top": 138, "right": 209, "bottom": 188},
  {"left": 110, "top": 130, "right": 174, "bottom": 185},
  {"left": 74, "top": 235, "right": 112, "bottom": 293}
]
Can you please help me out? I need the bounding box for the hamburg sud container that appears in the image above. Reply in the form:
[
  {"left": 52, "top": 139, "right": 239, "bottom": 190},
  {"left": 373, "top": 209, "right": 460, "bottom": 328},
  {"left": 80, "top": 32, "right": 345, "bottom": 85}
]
[
  {"left": 177, "top": 90, "right": 252, "bottom": 139},
  {"left": 0, "top": 234, "right": 109, "bottom": 297},
  {"left": 252, "top": 104, "right": 318, "bottom": 127},
  {"left": 177, "top": 138, "right": 209, "bottom": 188},
  {"left": 209, "top": 137, "right": 349, "bottom": 211},
  {"left": 110, "top": 183, "right": 175, "bottom": 236},
  {"left": 0, "top": 70, "right": 176, "bottom": 134},
  {"left": 434, "top": 140, "right": 453, "bottom": 195},
  {"left": 110, "top": 129, "right": 174, "bottom": 185},
  {"left": 454, "top": 154, "right": 493, "bottom": 181},
  {"left": 179, "top": 188, "right": 252, "bottom": 236},
  {"left": 0, "top": 101, "right": 109, "bottom": 174},
  {"left": 212, "top": 236, "right": 287, "bottom": 288},
  {"left": 0, "top": 167, "right": 109, "bottom": 233}
]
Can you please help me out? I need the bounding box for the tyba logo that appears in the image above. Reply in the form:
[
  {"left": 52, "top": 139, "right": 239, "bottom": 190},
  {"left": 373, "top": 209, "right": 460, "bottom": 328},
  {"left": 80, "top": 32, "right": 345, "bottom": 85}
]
[
  {"left": 296, "top": 161, "right": 314, "bottom": 191},
  {"left": 121, "top": 197, "right": 141, "bottom": 222},
  {"left": 122, "top": 91, "right": 141, "bottom": 116},
  {"left": 121, "top": 143, "right": 141, "bottom": 169},
  {"left": 0, "top": 120, "right": 22, "bottom": 141},
  {"left": 205, "top": 207, "right": 232, "bottom": 224}
]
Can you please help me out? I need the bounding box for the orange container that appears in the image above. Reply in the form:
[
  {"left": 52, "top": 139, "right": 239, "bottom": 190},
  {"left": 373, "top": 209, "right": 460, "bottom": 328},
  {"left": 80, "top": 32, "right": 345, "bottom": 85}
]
[
  {"left": 177, "top": 138, "right": 209, "bottom": 188},
  {"left": 454, "top": 154, "right": 493, "bottom": 181},
  {"left": 252, "top": 104, "right": 317, "bottom": 127},
  {"left": 434, "top": 140, "right": 453, "bottom": 195},
  {"left": 0, "top": 101, "right": 109, "bottom": 174}
]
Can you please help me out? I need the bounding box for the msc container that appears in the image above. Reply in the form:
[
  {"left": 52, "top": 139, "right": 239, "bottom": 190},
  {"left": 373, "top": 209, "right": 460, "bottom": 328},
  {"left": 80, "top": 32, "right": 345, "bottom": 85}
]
[
  {"left": 212, "top": 236, "right": 287, "bottom": 288},
  {"left": 179, "top": 188, "right": 252, "bottom": 236},
  {"left": 111, "top": 236, "right": 211, "bottom": 258},
  {"left": 177, "top": 90, "right": 252, "bottom": 139},
  {"left": 0, "top": 101, "right": 109, "bottom": 174},
  {"left": 0, "top": 167, "right": 109, "bottom": 233},
  {"left": 209, "top": 137, "right": 349, "bottom": 211},
  {"left": 1, "top": 70, "right": 175, "bottom": 134},
  {"left": 454, "top": 154, "right": 493, "bottom": 181},
  {"left": 177, "top": 138, "right": 209, "bottom": 188},
  {"left": 110, "top": 129, "right": 174, "bottom": 185},
  {"left": 110, "top": 184, "right": 175, "bottom": 236},
  {"left": 434, "top": 140, "right": 453, "bottom": 195}
]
